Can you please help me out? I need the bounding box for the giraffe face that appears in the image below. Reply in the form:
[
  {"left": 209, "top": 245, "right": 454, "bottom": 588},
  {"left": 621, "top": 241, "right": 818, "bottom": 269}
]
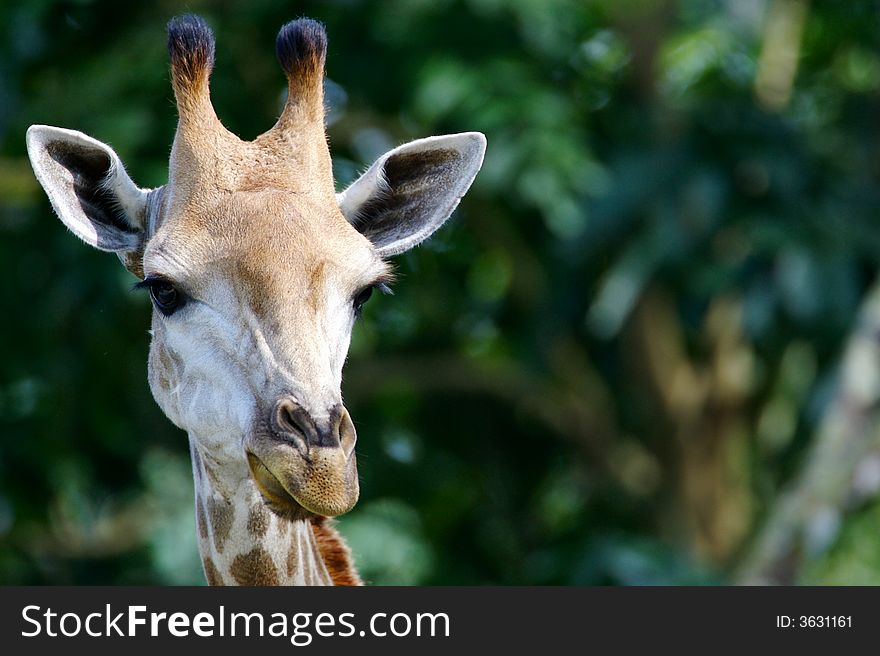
[{"left": 143, "top": 189, "right": 390, "bottom": 517}]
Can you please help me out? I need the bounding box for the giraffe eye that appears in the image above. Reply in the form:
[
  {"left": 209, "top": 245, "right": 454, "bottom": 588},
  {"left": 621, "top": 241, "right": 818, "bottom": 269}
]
[
  {"left": 352, "top": 281, "right": 392, "bottom": 319},
  {"left": 136, "top": 277, "right": 184, "bottom": 317},
  {"left": 353, "top": 286, "right": 374, "bottom": 318}
]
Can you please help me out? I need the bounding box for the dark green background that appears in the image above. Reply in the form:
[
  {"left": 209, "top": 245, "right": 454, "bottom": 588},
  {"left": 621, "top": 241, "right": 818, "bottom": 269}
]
[{"left": 2, "top": 0, "right": 880, "bottom": 585}]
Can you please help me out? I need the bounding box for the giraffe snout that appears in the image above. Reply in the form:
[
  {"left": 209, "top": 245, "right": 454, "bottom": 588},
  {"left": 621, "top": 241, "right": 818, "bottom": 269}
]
[
  {"left": 247, "top": 396, "right": 360, "bottom": 517},
  {"left": 271, "top": 396, "right": 357, "bottom": 456}
]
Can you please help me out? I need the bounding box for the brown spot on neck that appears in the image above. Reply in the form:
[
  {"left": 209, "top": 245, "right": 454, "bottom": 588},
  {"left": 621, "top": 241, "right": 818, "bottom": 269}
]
[
  {"left": 310, "top": 516, "right": 362, "bottom": 586},
  {"left": 247, "top": 503, "right": 270, "bottom": 538},
  {"left": 207, "top": 495, "right": 234, "bottom": 553},
  {"left": 203, "top": 557, "right": 225, "bottom": 585},
  {"left": 230, "top": 547, "right": 279, "bottom": 585}
]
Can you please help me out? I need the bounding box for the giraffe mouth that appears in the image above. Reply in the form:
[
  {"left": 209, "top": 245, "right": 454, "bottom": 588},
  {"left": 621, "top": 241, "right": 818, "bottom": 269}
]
[
  {"left": 246, "top": 452, "right": 306, "bottom": 515},
  {"left": 245, "top": 446, "right": 359, "bottom": 517}
]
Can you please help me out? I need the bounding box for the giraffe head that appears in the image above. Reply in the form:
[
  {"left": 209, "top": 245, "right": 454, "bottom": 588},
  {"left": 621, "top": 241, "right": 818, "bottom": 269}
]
[{"left": 26, "top": 16, "right": 485, "bottom": 521}]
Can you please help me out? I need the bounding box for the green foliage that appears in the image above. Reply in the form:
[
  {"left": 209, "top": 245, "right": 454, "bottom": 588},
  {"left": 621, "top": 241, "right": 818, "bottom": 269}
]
[{"left": 2, "top": 0, "right": 880, "bottom": 584}]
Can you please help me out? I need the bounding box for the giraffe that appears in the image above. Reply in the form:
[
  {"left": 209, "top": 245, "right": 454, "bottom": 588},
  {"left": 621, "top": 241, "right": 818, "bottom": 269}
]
[{"left": 26, "top": 15, "right": 485, "bottom": 585}]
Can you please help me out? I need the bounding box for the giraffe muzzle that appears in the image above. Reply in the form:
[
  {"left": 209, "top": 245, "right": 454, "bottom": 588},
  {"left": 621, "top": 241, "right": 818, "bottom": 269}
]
[{"left": 244, "top": 396, "right": 360, "bottom": 517}]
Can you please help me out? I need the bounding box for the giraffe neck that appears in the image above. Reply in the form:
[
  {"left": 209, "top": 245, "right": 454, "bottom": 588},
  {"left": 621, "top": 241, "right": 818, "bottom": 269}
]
[{"left": 187, "top": 436, "right": 360, "bottom": 586}]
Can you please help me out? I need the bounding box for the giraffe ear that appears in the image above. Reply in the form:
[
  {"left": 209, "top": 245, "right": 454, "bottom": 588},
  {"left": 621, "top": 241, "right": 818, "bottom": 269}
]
[
  {"left": 337, "top": 132, "right": 486, "bottom": 257},
  {"left": 26, "top": 125, "right": 148, "bottom": 254}
]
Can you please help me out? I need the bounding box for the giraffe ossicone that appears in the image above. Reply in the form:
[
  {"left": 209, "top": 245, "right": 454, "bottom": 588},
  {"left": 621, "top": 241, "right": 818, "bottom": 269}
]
[{"left": 26, "top": 14, "right": 485, "bottom": 585}]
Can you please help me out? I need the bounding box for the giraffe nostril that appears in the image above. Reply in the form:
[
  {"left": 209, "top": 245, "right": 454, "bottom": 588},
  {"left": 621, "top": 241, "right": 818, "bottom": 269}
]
[
  {"left": 271, "top": 396, "right": 314, "bottom": 446},
  {"left": 274, "top": 398, "right": 298, "bottom": 432}
]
